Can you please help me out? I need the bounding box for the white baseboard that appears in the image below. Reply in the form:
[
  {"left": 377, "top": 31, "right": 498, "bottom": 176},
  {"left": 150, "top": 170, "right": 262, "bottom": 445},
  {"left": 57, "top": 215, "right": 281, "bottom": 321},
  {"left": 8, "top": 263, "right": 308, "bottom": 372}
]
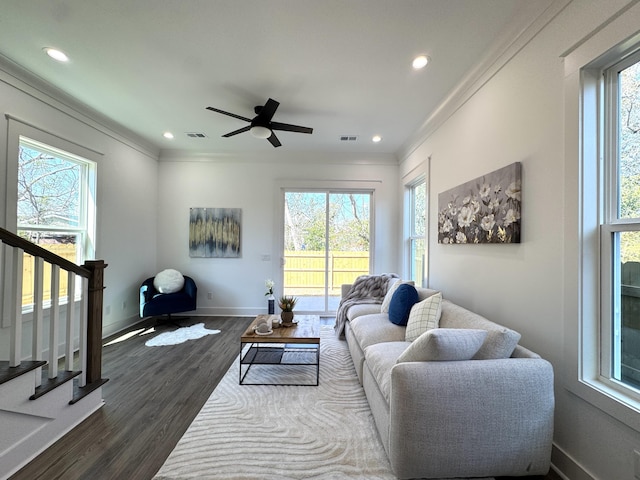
[{"left": 552, "top": 443, "right": 597, "bottom": 480}]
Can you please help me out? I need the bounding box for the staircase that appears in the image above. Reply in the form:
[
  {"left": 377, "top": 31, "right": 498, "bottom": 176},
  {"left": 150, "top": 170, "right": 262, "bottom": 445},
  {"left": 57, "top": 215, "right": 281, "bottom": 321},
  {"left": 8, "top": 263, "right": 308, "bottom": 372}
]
[{"left": 0, "top": 227, "right": 108, "bottom": 479}]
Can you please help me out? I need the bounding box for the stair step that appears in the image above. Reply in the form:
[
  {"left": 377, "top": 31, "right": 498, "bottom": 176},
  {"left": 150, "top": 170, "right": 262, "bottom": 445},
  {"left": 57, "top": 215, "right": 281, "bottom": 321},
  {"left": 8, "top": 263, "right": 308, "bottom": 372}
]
[
  {"left": 70, "top": 378, "right": 109, "bottom": 405},
  {"left": 0, "top": 360, "right": 48, "bottom": 385},
  {"left": 30, "top": 370, "right": 82, "bottom": 400}
]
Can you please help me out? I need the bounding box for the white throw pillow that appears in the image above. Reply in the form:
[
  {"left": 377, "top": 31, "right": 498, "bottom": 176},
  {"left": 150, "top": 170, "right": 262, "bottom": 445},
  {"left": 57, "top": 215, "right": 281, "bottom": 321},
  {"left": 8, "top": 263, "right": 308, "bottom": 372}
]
[
  {"left": 153, "top": 269, "right": 185, "bottom": 294},
  {"left": 405, "top": 292, "right": 442, "bottom": 342},
  {"left": 397, "top": 328, "right": 488, "bottom": 363},
  {"left": 381, "top": 279, "right": 414, "bottom": 313}
]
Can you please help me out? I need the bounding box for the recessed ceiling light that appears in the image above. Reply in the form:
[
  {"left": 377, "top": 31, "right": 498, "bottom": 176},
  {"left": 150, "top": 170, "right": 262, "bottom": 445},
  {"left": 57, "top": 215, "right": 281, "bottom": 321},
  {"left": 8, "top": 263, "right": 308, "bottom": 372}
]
[
  {"left": 43, "top": 47, "right": 69, "bottom": 63},
  {"left": 163, "top": 132, "right": 174, "bottom": 140},
  {"left": 412, "top": 55, "right": 429, "bottom": 70},
  {"left": 372, "top": 135, "right": 382, "bottom": 143}
]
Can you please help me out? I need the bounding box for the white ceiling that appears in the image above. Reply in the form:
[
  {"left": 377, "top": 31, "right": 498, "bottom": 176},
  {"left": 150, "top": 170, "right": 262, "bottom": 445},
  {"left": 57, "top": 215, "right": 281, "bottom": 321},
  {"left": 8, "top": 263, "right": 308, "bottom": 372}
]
[{"left": 0, "top": 0, "right": 552, "bottom": 158}]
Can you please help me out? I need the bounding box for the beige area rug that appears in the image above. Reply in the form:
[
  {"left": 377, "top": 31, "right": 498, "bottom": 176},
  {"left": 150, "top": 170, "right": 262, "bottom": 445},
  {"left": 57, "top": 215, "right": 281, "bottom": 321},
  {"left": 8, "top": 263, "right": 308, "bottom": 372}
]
[{"left": 154, "top": 326, "right": 494, "bottom": 480}]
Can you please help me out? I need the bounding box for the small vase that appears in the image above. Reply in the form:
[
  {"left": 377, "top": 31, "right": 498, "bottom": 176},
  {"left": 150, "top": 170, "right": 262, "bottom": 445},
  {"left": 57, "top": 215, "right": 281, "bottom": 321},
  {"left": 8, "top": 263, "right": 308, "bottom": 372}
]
[
  {"left": 267, "top": 294, "right": 275, "bottom": 314},
  {"left": 280, "top": 311, "right": 294, "bottom": 325}
]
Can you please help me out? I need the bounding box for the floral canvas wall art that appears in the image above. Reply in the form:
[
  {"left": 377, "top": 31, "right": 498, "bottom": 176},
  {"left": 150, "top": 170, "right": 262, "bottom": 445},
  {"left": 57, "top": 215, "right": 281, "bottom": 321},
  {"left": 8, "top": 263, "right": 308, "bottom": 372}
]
[
  {"left": 438, "top": 162, "right": 521, "bottom": 244},
  {"left": 189, "top": 207, "right": 241, "bottom": 257}
]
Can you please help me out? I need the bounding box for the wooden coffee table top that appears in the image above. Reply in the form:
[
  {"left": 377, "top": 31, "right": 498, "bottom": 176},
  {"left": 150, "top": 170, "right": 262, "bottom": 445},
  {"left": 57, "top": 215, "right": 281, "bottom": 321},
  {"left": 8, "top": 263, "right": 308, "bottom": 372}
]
[{"left": 241, "top": 314, "right": 320, "bottom": 344}]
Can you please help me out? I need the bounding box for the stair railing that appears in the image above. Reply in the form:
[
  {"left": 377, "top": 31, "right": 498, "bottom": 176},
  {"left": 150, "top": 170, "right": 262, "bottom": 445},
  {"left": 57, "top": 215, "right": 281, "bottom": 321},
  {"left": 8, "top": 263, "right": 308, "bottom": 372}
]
[{"left": 0, "top": 227, "right": 107, "bottom": 388}]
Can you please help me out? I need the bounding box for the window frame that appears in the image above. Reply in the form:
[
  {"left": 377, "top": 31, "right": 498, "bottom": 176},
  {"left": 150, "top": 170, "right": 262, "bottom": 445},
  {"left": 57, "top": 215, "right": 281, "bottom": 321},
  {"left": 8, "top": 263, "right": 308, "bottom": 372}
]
[
  {"left": 569, "top": 25, "right": 640, "bottom": 427},
  {"left": 1, "top": 117, "right": 100, "bottom": 326},
  {"left": 599, "top": 50, "right": 640, "bottom": 398},
  {"left": 17, "top": 136, "right": 97, "bottom": 311},
  {"left": 17, "top": 136, "right": 96, "bottom": 258},
  {"left": 407, "top": 176, "right": 427, "bottom": 287}
]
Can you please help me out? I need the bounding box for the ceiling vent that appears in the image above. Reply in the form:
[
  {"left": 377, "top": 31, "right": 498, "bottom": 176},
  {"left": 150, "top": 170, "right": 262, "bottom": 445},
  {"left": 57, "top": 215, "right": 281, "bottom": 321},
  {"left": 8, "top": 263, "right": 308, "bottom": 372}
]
[
  {"left": 340, "top": 135, "right": 358, "bottom": 142},
  {"left": 186, "top": 132, "right": 207, "bottom": 138}
]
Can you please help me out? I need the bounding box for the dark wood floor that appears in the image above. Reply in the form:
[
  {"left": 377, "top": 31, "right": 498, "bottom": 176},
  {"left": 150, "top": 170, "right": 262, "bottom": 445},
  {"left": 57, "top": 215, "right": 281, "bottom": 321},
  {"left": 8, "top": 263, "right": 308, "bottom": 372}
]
[
  {"left": 10, "top": 315, "right": 254, "bottom": 480},
  {"left": 10, "top": 315, "right": 565, "bottom": 480}
]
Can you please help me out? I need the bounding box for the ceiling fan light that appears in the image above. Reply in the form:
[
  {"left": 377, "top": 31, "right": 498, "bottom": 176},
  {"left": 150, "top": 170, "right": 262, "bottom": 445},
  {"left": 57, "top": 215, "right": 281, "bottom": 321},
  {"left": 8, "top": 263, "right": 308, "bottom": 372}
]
[{"left": 250, "top": 125, "right": 271, "bottom": 139}]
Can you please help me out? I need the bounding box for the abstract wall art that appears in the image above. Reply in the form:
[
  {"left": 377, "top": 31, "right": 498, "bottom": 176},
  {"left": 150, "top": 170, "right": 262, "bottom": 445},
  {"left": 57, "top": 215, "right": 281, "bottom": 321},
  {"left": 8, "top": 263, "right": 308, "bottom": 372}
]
[
  {"left": 438, "top": 162, "right": 521, "bottom": 244},
  {"left": 189, "top": 207, "right": 241, "bottom": 257}
]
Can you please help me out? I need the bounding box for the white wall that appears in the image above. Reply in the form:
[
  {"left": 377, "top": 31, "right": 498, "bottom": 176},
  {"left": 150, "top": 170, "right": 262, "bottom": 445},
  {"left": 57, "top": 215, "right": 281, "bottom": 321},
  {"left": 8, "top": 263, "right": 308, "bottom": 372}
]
[
  {"left": 0, "top": 67, "right": 159, "bottom": 346},
  {"left": 156, "top": 152, "right": 399, "bottom": 316},
  {"left": 399, "top": 1, "right": 640, "bottom": 479}
]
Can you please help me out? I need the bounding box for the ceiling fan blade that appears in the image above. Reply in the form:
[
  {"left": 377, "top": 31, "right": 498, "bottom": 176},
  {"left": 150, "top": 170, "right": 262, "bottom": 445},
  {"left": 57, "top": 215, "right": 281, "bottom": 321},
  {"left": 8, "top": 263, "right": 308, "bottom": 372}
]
[
  {"left": 206, "top": 106, "right": 252, "bottom": 123},
  {"left": 222, "top": 125, "right": 251, "bottom": 137},
  {"left": 256, "top": 98, "right": 280, "bottom": 123},
  {"left": 270, "top": 122, "right": 313, "bottom": 134},
  {"left": 267, "top": 132, "right": 282, "bottom": 148}
]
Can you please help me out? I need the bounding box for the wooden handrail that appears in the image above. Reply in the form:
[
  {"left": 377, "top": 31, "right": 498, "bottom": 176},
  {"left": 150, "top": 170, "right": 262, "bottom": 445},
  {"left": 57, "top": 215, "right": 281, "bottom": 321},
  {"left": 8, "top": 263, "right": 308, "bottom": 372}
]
[
  {"left": 0, "top": 227, "right": 90, "bottom": 278},
  {"left": 1, "top": 226, "right": 107, "bottom": 389}
]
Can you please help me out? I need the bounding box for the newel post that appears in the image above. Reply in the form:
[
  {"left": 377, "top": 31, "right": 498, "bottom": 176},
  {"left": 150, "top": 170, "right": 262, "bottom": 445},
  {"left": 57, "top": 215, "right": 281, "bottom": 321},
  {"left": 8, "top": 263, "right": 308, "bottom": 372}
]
[{"left": 84, "top": 260, "right": 108, "bottom": 384}]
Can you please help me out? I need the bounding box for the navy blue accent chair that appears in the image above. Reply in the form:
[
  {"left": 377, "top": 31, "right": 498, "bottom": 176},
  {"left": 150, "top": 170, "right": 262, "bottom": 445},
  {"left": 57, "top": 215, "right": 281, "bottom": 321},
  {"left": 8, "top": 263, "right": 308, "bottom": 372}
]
[{"left": 139, "top": 275, "right": 197, "bottom": 318}]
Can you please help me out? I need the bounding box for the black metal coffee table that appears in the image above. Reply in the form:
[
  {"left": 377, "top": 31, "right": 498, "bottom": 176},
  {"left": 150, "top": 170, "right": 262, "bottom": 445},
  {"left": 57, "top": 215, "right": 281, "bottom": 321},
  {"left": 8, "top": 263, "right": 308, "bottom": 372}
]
[{"left": 239, "top": 314, "right": 320, "bottom": 386}]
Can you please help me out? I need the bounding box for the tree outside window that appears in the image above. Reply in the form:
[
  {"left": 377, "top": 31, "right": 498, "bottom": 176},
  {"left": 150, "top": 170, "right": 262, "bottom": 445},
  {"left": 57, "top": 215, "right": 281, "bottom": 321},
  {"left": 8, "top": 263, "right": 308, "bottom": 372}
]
[{"left": 17, "top": 137, "right": 95, "bottom": 307}]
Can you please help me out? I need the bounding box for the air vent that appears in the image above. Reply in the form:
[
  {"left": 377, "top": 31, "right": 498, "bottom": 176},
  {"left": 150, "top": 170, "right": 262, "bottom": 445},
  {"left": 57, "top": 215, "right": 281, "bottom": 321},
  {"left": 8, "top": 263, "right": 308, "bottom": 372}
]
[
  {"left": 186, "top": 132, "right": 207, "bottom": 138},
  {"left": 340, "top": 135, "right": 358, "bottom": 142}
]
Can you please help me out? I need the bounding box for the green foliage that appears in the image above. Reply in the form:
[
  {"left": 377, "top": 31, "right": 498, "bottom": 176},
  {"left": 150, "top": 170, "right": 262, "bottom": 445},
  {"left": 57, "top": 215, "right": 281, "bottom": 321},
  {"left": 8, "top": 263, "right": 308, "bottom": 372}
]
[
  {"left": 284, "top": 192, "right": 370, "bottom": 252},
  {"left": 278, "top": 295, "right": 297, "bottom": 312}
]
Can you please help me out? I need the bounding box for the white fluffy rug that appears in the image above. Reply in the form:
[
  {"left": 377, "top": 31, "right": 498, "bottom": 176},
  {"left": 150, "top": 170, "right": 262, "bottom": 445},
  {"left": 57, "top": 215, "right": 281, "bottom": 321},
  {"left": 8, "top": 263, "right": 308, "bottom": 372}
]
[{"left": 145, "top": 323, "right": 221, "bottom": 347}]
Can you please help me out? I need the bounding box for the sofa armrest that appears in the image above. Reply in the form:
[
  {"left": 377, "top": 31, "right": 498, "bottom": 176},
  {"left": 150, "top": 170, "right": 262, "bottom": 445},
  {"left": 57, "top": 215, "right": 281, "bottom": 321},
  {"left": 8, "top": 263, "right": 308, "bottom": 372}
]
[
  {"left": 388, "top": 358, "right": 554, "bottom": 479},
  {"left": 341, "top": 284, "right": 352, "bottom": 299}
]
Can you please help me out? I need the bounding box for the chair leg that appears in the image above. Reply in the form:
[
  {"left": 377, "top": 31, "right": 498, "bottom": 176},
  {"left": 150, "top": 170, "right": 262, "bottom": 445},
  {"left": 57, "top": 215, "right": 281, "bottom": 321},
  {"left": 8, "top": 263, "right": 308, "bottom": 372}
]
[{"left": 154, "top": 313, "right": 190, "bottom": 329}]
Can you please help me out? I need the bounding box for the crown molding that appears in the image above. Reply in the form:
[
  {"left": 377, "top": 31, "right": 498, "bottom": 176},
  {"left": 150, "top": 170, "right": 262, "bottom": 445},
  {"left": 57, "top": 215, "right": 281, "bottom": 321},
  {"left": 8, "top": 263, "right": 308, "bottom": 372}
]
[{"left": 158, "top": 149, "right": 398, "bottom": 165}]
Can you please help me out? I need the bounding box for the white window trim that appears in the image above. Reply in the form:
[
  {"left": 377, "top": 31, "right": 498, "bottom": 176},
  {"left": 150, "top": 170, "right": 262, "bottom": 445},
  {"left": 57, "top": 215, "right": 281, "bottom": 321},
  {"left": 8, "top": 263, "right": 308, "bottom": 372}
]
[
  {"left": 563, "top": 8, "right": 640, "bottom": 432},
  {"left": 407, "top": 176, "right": 426, "bottom": 285},
  {"left": 2, "top": 116, "right": 101, "bottom": 326}
]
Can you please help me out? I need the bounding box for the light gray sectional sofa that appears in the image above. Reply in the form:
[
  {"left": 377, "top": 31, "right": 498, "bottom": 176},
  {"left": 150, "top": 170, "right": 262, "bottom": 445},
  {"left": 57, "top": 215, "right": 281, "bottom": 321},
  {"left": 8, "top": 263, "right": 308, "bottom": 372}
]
[{"left": 340, "top": 283, "right": 555, "bottom": 479}]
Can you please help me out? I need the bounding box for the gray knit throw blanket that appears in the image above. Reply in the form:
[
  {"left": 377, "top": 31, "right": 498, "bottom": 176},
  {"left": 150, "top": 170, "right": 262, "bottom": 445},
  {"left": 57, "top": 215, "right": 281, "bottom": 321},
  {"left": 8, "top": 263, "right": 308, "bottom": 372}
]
[{"left": 334, "top": 273, "right": 399, "bottom": 338}]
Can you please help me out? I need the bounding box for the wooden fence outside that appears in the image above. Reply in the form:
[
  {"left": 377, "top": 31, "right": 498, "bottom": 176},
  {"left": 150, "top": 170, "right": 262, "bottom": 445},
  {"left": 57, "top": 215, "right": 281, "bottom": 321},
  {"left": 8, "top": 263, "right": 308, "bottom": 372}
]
[
  {"left": 21, "top": 244, "right": 76, "bottom": 305},
  {"left": 284, "top": 251, "right": 369, "bottom": 295}
]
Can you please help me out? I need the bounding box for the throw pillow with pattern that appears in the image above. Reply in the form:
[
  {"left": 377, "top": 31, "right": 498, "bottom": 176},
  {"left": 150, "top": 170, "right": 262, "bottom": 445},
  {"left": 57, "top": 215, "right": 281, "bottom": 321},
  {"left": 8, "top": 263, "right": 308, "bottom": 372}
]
[{"left": 405, "top": 292, "right": 442, "bottom": 342}]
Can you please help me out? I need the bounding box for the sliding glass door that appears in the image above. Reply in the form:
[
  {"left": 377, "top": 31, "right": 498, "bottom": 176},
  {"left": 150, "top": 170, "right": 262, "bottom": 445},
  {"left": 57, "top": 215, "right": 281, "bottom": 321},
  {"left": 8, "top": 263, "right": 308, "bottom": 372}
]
[{"left": 283, "top": 190, "right": 371, "bottom": 314}]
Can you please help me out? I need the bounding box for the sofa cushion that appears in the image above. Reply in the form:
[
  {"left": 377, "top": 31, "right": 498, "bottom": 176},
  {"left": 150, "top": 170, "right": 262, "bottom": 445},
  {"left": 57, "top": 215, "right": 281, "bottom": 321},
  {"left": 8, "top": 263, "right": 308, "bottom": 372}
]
[
  {"left": 381, "top": 279, "right": 413, "bottom": 313},
  {"left": 153, "top": 269, "right": 185, "bottom": 294},
  {"left": 350, "top": 314, "right": 407, "bottom": 351},
  {"left": 364, "top": 341, "right": 410, "bottom": 403},
  {"left": 439, "top": 300, "right": 522, "bottom": 359},
  {"left": 346, "top": 303, "right": 381, "bottom": 321},
  {"left": 397, "top": 328, "right": 487, "bottom": 363},
  {"left": 388, "top": 284, "right": 419, "bottom": 326},
  {"left": 416, "top": 287, "right": 440, "bottom": 302},
  {"left": 405, "top": 292, "right": 442, "bottom": 342}
]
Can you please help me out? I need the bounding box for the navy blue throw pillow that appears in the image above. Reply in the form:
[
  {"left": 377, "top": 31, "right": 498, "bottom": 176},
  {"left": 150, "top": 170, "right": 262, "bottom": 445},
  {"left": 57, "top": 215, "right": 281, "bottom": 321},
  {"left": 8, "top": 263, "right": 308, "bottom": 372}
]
[{"left": 388, "top": 283, "right": 419, "bottom": 326}]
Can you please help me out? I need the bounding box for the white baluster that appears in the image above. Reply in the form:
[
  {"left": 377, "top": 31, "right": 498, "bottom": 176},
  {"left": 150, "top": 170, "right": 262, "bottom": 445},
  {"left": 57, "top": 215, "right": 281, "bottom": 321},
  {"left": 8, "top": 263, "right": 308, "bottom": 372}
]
[
  {"left": 78, "top": 277, "right": 89, "bottom": 387},
  {"left": 48, "top": 264, "right": 60, "bottom": 379},
  {"left": 65, "top": 270, "right": 75, "bottom": 371},
  {"left": 33, "top": 256, "right": 44, "bottom": 386},
  {"left": 9, "top": 247, "right": 23, "bottom": 367}
]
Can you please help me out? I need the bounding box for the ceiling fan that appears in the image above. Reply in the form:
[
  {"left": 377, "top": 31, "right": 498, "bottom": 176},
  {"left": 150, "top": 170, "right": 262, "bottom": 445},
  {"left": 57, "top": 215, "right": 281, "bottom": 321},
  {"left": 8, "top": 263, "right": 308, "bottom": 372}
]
[{"left": 206, "top": 98, "right": 313, "bottom": 148}]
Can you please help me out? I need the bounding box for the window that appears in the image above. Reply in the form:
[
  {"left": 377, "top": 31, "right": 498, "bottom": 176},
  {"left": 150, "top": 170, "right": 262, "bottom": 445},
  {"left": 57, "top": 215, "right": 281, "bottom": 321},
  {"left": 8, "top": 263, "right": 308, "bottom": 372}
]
[
  {"left": 601, "top": 52, "right": 640, "bottom": 393},
  {"left": 282, "top": 190, "right": 371, "bottom": 313},
  {"left": 408, "top": 178, "right": 426, "bottom": 287},
  {"left": 17, "top": 136, "right": 96, "bottom": 308}
]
